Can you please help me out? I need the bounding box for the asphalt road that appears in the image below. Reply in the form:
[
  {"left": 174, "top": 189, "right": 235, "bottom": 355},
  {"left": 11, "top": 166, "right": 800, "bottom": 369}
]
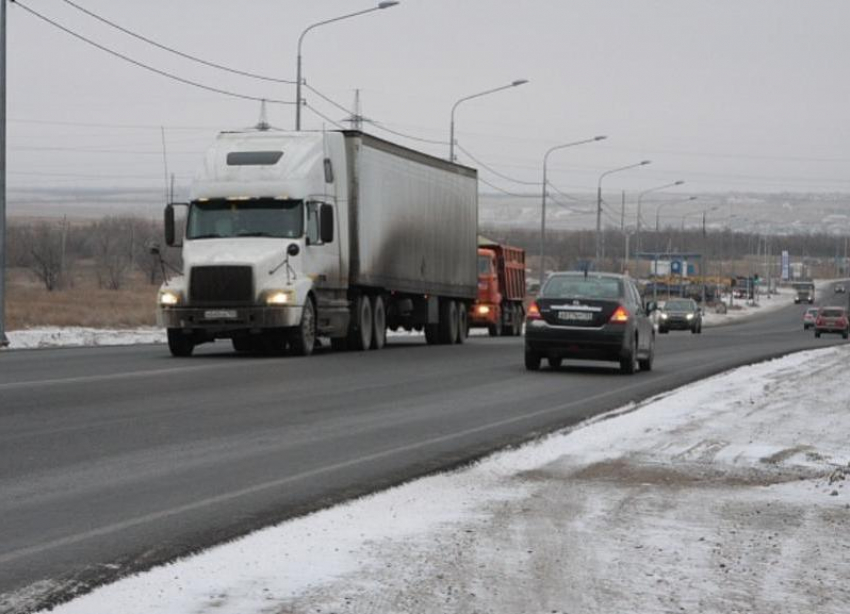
[{"left": 0, "top": 294, "right": 844, "bottom": 613}]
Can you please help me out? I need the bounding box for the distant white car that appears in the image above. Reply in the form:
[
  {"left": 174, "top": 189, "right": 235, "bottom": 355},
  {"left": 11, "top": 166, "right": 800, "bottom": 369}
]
[{"left": 835, "top": 284, "right": 846, "bottom": 294}]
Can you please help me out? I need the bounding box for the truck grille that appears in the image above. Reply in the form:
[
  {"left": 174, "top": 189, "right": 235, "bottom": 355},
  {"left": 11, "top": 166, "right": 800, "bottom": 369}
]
[{"left": 189, "top": 266, "right": 253, "bottom": 305}]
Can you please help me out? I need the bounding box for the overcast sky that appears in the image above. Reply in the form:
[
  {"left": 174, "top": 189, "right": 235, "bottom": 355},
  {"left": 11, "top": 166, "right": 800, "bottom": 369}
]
[{"left": 6, "top": 0, "right": 850, "bottom": 200}]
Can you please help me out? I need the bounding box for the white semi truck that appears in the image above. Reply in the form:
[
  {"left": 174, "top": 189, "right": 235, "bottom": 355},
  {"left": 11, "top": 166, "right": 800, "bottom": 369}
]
[{"left": 156, "top": 129, "right": 478, "bottom": 357}]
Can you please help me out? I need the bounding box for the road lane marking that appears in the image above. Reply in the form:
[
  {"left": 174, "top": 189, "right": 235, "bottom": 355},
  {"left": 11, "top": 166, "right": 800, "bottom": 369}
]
[
  {"left": 0, "top": 350, "right": 751, "bottom": 566},
  {"left": 0, "top": 360, "right": 270, "bottom": 391}
]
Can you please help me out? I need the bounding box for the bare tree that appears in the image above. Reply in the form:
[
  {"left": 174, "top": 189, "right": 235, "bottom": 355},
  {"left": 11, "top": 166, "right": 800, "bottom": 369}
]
[
  {"left": 23, "top": 221, "right": 68, "bottom": 291},
  {"left": 91, "top": 217, "right": 134, "bottom": 290}
]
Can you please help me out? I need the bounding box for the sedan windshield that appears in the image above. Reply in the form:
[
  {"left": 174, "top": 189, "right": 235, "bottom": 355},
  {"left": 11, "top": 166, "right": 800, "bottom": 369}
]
[
  {"left": 541, "top": 276, "right": 622, "bottom": 300},
  {"left": 665, "top": 300, "right": 695, "bottom": 311},
  {"left": 187, "top": 199, "right": 303, "bottom": 240}
]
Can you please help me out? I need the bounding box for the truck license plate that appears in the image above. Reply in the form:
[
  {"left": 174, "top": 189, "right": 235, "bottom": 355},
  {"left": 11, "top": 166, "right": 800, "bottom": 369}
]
[
  {"left": 558, "top": 311, "right": 592, "bottom": 322},
  {"left": 204, "top": 309, "right": 238, "bottom": 320}
]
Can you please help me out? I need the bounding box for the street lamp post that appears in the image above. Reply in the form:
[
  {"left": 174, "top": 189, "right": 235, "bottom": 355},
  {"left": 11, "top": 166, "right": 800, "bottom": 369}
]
[
  {"left": 449, "top": 79, "right": 528, "bottom": 162},
  {"left": 539, "top": 135, "right": 607, "bottom": 284},
  {"left": 295, "top": 2, "right": 399, "bottom": 131},
  {"left": 596, "top": 160, "right": 651, "bottom": 267},
  {"left": 0, "top": 0, "right": 7, "bottom": 348},
  {"left": 636, "top": 180, "right": 684, "bottom": 258}
]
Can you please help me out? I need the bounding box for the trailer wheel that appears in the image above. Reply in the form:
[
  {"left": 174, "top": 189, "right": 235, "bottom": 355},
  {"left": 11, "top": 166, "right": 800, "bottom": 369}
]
[
  {"left": 167, "top": 329, "right": 195, "bottom": 357},
  {"left": 350, "top": 295, "right": 373, "bottom": 351},
  {"left": 439, "top": 299, "right": 459, "bottom": 344},
  {"left": 456, "top": 305, "right": 468, "bottom": 344},
  {"left": 502, "top": 304, "right": 514, "bottom": 336},
  {"left": 290, "top": 299, "right": 316, "bottom": 356},
  {"left": 371, "top": 296, "right": 387, "bottom": 350}
]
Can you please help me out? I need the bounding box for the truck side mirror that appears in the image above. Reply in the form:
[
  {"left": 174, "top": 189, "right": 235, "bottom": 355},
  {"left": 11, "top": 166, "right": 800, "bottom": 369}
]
[
  {"left": 320, "top": 204, "right": 334, "bottom": 243},
  {"left": 287, "top": 243, "right": 300, "bottom": 257},
  {"left": 148, "top": 242, "right": 161, "bottom": 256},
  {"left": 165, "top": 202, "right": 188, "bottom": 247}
]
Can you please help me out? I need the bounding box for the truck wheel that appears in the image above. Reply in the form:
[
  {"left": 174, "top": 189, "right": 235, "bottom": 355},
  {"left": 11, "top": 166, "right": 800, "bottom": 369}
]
[
  {"left": 456, "top": 305, "right": 468, "bottom": 344},
  {"left": 502, "top": 304, "right": 514, "bottom": 336},
  {"left": 439, "top": 299, "right": 458, "bottom": 344},
  {"left": 424, "top": 324, "right": 439, "bottom": 345},
  {"left": 290, "top": 299, "right": 316, "bottom": 356},
  {"left": 349, "top": 295, "right": 373, "bottom": 351},
  {"left": 513, "top": 306, "right": 524, "bottom": 336},
  {"left": 167, "top": 329, "right": 195, "bottom": 357},
  {"left": 231, "top": 336, "right": 251, "bottom": 353},
  {"left": 371, "top": 296, "right": 387, "bottom": 350},
  {"left": 488, "top": 318, "right": 502, "bottom": 337}
]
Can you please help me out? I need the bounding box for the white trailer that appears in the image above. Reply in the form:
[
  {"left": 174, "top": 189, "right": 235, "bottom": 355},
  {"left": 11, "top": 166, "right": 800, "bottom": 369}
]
[{"left": 156, "top": 130, "right": 478, "bottom": 356}]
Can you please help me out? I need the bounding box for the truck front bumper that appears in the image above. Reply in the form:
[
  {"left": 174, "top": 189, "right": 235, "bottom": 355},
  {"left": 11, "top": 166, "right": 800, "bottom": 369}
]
[{"left": 157, "top": 305, "right": 302, "bottom": 332}]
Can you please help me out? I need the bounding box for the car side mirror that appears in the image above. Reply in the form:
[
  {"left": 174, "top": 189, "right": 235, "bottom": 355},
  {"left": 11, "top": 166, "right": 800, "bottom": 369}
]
[
  {"left": 645, "top": 301, "right": 657, "bottom": 313},
  {"left": 148, "top": 242, "right": 161, "bottom": 256}
]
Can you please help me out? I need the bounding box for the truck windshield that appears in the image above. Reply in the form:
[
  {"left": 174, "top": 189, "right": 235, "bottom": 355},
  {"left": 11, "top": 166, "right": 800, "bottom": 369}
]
[
  {"left": 186, "top": 199, "right": 303, "bottom": 240},
  {"left": 477, "top": 255, "right": 493, "bottom": 276}
]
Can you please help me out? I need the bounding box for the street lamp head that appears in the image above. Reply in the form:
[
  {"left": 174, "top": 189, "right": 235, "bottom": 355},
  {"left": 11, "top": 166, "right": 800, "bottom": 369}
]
[
  {"left": 689, "top": 196, "right": 698, "bottom": 201},
  {"left": 640, "top": 160, "right": 652, "bottom": 166},
  {"left": 594, "top": 135, "right": 608, "bottom": 141},
  {"left": 378, "top": 1, "right": 399, "bottom": 8},
  {"left": 674, "top": 180, "right": 685, "bottom": 186},
  {"left": 511, "top": 79, "right": 529, "bottom": 87}
]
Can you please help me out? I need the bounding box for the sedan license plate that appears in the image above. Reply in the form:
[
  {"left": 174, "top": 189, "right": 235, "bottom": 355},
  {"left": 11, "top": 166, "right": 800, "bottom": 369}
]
[
  {"left": 204, "top": 309, "right": 238, "bottom": 320},
  {"left": 558, "top": 310, "right": 593, "bottom": 322}
]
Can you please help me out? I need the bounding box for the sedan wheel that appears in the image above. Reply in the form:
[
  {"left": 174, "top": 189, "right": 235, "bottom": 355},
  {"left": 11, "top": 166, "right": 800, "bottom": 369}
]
[{"left": 620, "top": 338, "right": 638, "bottom": 375}]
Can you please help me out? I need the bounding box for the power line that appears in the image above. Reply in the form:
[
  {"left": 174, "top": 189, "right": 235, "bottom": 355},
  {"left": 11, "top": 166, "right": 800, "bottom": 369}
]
[
  {"left": 303, "top": 103, "right": 346, "bottom": 130},
  {"left": 456, "top": 144, "right": 538, "bottom": 186},
  {"left": 57, "top": 0, "right": 296, "bottom": 84},
  {"left": 13, "top": 1, "right": 295, "bottom": 105},
  {"left": 366, "top": 120, "right": 449, "bottom": 146},
  {"left": 478, "top": 177, "right": 539, "bottom": 198}
]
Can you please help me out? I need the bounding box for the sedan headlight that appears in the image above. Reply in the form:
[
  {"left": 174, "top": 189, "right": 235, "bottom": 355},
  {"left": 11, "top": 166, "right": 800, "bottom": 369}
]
[
  {"left": 660, "top": 312, "right": 668, "bottom": 319},
  {"left": 686, "top": 313, "right": 694, "bottom": 320},
  {"left": 265, "top": 290, "right": 296, "bottom": 305},
  {"left": 158, "top": 290, "right": 181, "bottom": 306}
]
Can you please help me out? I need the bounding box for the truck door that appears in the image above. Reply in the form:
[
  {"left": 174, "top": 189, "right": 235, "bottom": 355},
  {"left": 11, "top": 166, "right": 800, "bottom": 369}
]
[{"left": 304, "top": 200, "right": 342, "bottom": 290}]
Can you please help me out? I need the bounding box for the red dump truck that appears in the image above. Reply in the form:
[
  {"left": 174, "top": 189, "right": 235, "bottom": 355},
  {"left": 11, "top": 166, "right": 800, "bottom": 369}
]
[{"left": 469, "top": 237, "right": 526, "bottom": 336}]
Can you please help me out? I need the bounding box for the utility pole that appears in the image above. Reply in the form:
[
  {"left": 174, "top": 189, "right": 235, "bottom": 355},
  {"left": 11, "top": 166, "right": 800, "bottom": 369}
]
[{"left": 0, "top": 0, "right": 8, "bottom": 348}]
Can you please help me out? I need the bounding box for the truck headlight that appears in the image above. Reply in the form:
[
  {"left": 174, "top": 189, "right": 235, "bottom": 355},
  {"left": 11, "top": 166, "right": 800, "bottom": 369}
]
[
  {"left": 158, "top": 290, "right": 181, "bottom": 306},
  {"left": 476, "top": 304, "right": 491, "bottom": 315},
  {"left": 265, "top": 290, "right": 296, "bottom": 305}
]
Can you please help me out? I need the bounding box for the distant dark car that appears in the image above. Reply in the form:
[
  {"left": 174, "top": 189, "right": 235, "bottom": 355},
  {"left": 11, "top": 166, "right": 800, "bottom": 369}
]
[
  {"left": 524, "top": 272, "right": 655, "bottom": 374},
  {"left": 802, "top": 307, "right": 819, "bottom": 330},
  {"left": 658, "top": 298, "right": 703, "bottom": 334},
  {"left": 814, "top": 307, "right": 849, "bottom": 339}
]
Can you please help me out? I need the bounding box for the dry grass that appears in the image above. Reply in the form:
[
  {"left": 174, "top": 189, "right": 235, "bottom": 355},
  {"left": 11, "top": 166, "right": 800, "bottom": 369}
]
[{"left": 6, "top": 266, "right": 159, "bottom": 330}]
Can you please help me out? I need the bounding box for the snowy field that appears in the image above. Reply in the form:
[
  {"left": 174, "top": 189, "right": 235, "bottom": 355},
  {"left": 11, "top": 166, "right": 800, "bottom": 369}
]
[{"left": 35, "top": 344, "right": 850, "bottom": 614}]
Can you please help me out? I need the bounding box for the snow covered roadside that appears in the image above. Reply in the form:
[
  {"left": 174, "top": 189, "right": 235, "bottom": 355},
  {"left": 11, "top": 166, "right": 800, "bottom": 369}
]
[
  {"left": 702, "top": 286, "right": 792, "bottom": 327},
  {"left": 5, "top": 327, "right": 166, "bottom": 349},
  {"left": 38, "top": 346, "right": 850, "bottom": 614}
]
